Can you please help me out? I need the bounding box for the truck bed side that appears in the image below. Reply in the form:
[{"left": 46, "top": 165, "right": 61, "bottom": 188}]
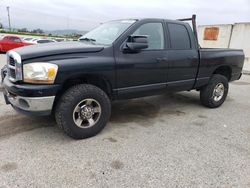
[{"left": 194, "top": 48, "right": 245, "bottom": 88}]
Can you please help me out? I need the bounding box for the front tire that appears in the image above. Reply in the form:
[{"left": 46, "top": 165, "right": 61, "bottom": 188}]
[
  {"left": 55, "top": 84, "right": 111, "bottom": 139},
  {"left": 200, "top": 74, "right": 229, "bottom": 108}
]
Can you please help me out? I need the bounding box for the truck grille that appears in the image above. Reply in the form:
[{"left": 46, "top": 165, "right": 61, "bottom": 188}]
[
  {"left": 7, "top": 51, "right": 22, "bottom": 82},
  {"left": 9, "top": 68, "right": 16, "bottom": 78},
  {"left": 8, "top": 56, "right": 17, "bottom": 81},
  {"left": 9, "top": 57, "right": 15, "bottom": 66}
]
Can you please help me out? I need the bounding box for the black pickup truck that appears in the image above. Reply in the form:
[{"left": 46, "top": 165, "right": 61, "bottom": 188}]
[{"left": 1, "top": 15, "right": 244, "bottom": 139}]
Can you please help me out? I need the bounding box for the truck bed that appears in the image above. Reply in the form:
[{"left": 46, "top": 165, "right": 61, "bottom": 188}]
[{"left": 194, "top": 48, "right": 245, "bottom": 88}]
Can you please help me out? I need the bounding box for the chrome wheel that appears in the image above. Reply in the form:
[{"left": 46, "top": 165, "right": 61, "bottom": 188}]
[
  {"left": 73, "top": 98, "right": 101, "bottom": 128},
  {"left": 212, "top": 83, "right": 225, "bottom": 102}
]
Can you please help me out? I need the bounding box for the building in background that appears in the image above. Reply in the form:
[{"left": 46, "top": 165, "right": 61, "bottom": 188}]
[{"left": 198, "top": 23, "right": 250, "bottom": 71}]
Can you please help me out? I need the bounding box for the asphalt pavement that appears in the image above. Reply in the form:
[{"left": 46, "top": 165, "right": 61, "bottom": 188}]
[{"left": 0, "top": 54, "right": 250, "bottom": 187}]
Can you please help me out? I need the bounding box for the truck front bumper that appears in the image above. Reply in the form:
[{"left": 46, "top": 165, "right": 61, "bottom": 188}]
[
  {"left": 2, "top": 77, "right": 61, "bottom": 116},
  {"left": 4, "top": 91, "right": 55, "bottom": 115}
]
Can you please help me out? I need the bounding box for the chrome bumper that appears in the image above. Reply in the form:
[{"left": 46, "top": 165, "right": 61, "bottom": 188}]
[{"left": 5, "top": 91, "right": 55, "bottom": 112}]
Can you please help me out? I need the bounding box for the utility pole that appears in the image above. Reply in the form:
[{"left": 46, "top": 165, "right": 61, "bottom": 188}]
[
  {"left": 6, "top": 6, "right": 11, "bottom": 31},
  {"left": 0, "top": 17, "right": 2, "bottom": 29},
  {"left": 66, "top": 14, "right": 70, "bottom": 30}
]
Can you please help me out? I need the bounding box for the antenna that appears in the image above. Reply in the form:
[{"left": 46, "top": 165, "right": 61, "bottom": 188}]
[{"left": 6, "top": 6, "right": 11, "bottom": 31}]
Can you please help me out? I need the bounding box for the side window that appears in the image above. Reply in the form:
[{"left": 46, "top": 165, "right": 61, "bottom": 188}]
[
  {"left": 37, "top": 40, "right": 47, "bottom": 43},
  {"left": 8, "top": 37, "right": 15, "bottom": 41},
  {"left": 132, "top": 23, "right": 164, "bottom": 50},
  {"left": 168, "top": 23, "right": 191, "bottom": 49},
  {"left": 9, "top": 37, "right": 21, "bottom": 42}
]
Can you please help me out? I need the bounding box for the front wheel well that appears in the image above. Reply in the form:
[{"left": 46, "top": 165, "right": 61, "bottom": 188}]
[
  {"left": 52, "top": 75, "right": 113, "bottom": 113},
  {"left": 60, "top": 75, "right": 112, "bottom": 97},
  {"left": 213, "top": 66, "right": 232, "bottom": 81}
]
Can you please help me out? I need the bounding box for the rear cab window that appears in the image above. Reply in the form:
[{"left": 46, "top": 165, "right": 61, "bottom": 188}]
[{"left": 167, "top": 23, "right": 191, "bottom": 49}]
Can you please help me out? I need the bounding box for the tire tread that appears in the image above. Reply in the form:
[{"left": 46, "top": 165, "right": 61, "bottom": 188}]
[
  {"left": 200, "top": 74, "right": 228, "bottom": 108},
  {"left": 55, "top": 84, "right": 111, "bottom": 139}
]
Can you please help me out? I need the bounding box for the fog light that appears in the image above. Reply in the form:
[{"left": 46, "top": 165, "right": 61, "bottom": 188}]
[{"left": 19, "top": 99, "right": 30, "bottom": 109}]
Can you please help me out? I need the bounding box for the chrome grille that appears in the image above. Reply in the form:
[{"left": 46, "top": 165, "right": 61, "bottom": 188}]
[
  {"left": 7, "top": 51, "right": 22, "bottom": 82},
  {"left": 9, "top": 68, "right": 16, "bottom": 78},
  {"left": 9, "top": 57, "right": 15, "bottom": 66},
  {"left": 8, "top": 56, "right": 17, "bottom": 81}
]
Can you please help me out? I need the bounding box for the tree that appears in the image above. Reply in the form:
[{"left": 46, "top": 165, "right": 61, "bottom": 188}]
[
  {"left": 0, "top": 23, "right": 3, "bottom": 29},
  {"left": 31, "top": 28, "right": 44, "bottom": 34},
  {"left": 18, "top": 28, "right": 28, "bottom": 32}
]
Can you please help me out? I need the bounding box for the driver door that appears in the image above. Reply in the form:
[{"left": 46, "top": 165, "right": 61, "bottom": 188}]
[{"left": 114, "top": 22, "right": 168, "bottom": 99}]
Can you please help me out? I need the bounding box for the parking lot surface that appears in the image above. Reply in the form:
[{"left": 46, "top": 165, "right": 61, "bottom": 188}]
[
  {"left": 0, "top": 54, "right": 6, "bottom": 70},
  {"left": 0, "top": 54, "right": 250, "bottom": 187}
]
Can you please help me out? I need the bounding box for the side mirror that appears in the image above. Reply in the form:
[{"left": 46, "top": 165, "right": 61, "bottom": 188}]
[{"left": 124, "top": 35, "right": 148, "bottom": 52}]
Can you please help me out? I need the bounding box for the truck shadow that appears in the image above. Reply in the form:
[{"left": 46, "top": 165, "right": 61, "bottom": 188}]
[
  {"left": 0, "top": 92, "right": 200, "bottom": 139},
  {"left": 110, "top": 92, "right": 200, "bottom": 126}
]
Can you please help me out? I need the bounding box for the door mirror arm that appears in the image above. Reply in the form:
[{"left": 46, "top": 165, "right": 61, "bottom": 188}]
[{"left": 123, "top": 35, "right": 148, "bottom": 53}]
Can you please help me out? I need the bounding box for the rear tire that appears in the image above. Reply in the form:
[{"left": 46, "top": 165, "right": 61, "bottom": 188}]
[
  {"left": 200, "top": 74, "right": 228, "bottom": 108},
  {"left": 55, "top": 84, "right": 111, "bottom": 139}
]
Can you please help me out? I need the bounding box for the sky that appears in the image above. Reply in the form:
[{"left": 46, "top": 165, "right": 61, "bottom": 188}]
[{"left": 0, "top": 0, "right": 249, "bottom": 31}]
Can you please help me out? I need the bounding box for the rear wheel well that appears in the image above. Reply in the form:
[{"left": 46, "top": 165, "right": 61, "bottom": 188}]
[{"left": 213, "top": 66, "right": 232, "bottom": 81}]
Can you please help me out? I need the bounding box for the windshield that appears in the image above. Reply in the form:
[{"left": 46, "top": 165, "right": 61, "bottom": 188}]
[{"left": 79, "top": 20, "right": 136, "bottom": 45}]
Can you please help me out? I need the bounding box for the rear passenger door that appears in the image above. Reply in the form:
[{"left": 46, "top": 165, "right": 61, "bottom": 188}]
[{"left": 166, "top": 22, "right": 199, "bottom": 91}]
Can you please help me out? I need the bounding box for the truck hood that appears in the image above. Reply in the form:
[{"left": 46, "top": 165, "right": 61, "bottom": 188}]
[{"left": 13, "top": 41, "right": 104, "bottom": 60}]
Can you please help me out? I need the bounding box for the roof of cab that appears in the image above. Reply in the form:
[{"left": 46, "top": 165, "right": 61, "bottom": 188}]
[
  {"left": 111, "top": 18, "right": 186, "bottom": 23},
  {"left": 112, "top": 18, "right": 189, "bottom": 27}
]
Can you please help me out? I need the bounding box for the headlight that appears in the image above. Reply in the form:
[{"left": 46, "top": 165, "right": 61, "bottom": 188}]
[{"left": 23, "top": 63, "right": 58, "bottom": 84}]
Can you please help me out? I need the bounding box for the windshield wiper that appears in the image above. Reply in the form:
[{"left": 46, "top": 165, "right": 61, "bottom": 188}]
[{"left": 79, "top": 37, "right": 96, "bottom": 42}]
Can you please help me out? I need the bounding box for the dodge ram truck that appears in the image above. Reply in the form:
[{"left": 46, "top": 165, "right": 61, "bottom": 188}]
[{"left": 1, "top": 15, "right": 245, "bottom": 139}]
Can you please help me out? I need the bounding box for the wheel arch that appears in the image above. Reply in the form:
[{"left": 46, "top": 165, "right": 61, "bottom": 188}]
[
  {"left": 212, "top": 65, "right": 232, "bottom": 81},
  {"left": 60, "top": 74, "right": 112, "bottom": 97},
  {"left": 52, "top": 74, "right": 113, "bottom": 113}
]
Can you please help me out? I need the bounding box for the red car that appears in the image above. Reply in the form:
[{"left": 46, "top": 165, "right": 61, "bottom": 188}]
[{"left": 0, "top": 35, "right": 33, "bottom": 52}]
